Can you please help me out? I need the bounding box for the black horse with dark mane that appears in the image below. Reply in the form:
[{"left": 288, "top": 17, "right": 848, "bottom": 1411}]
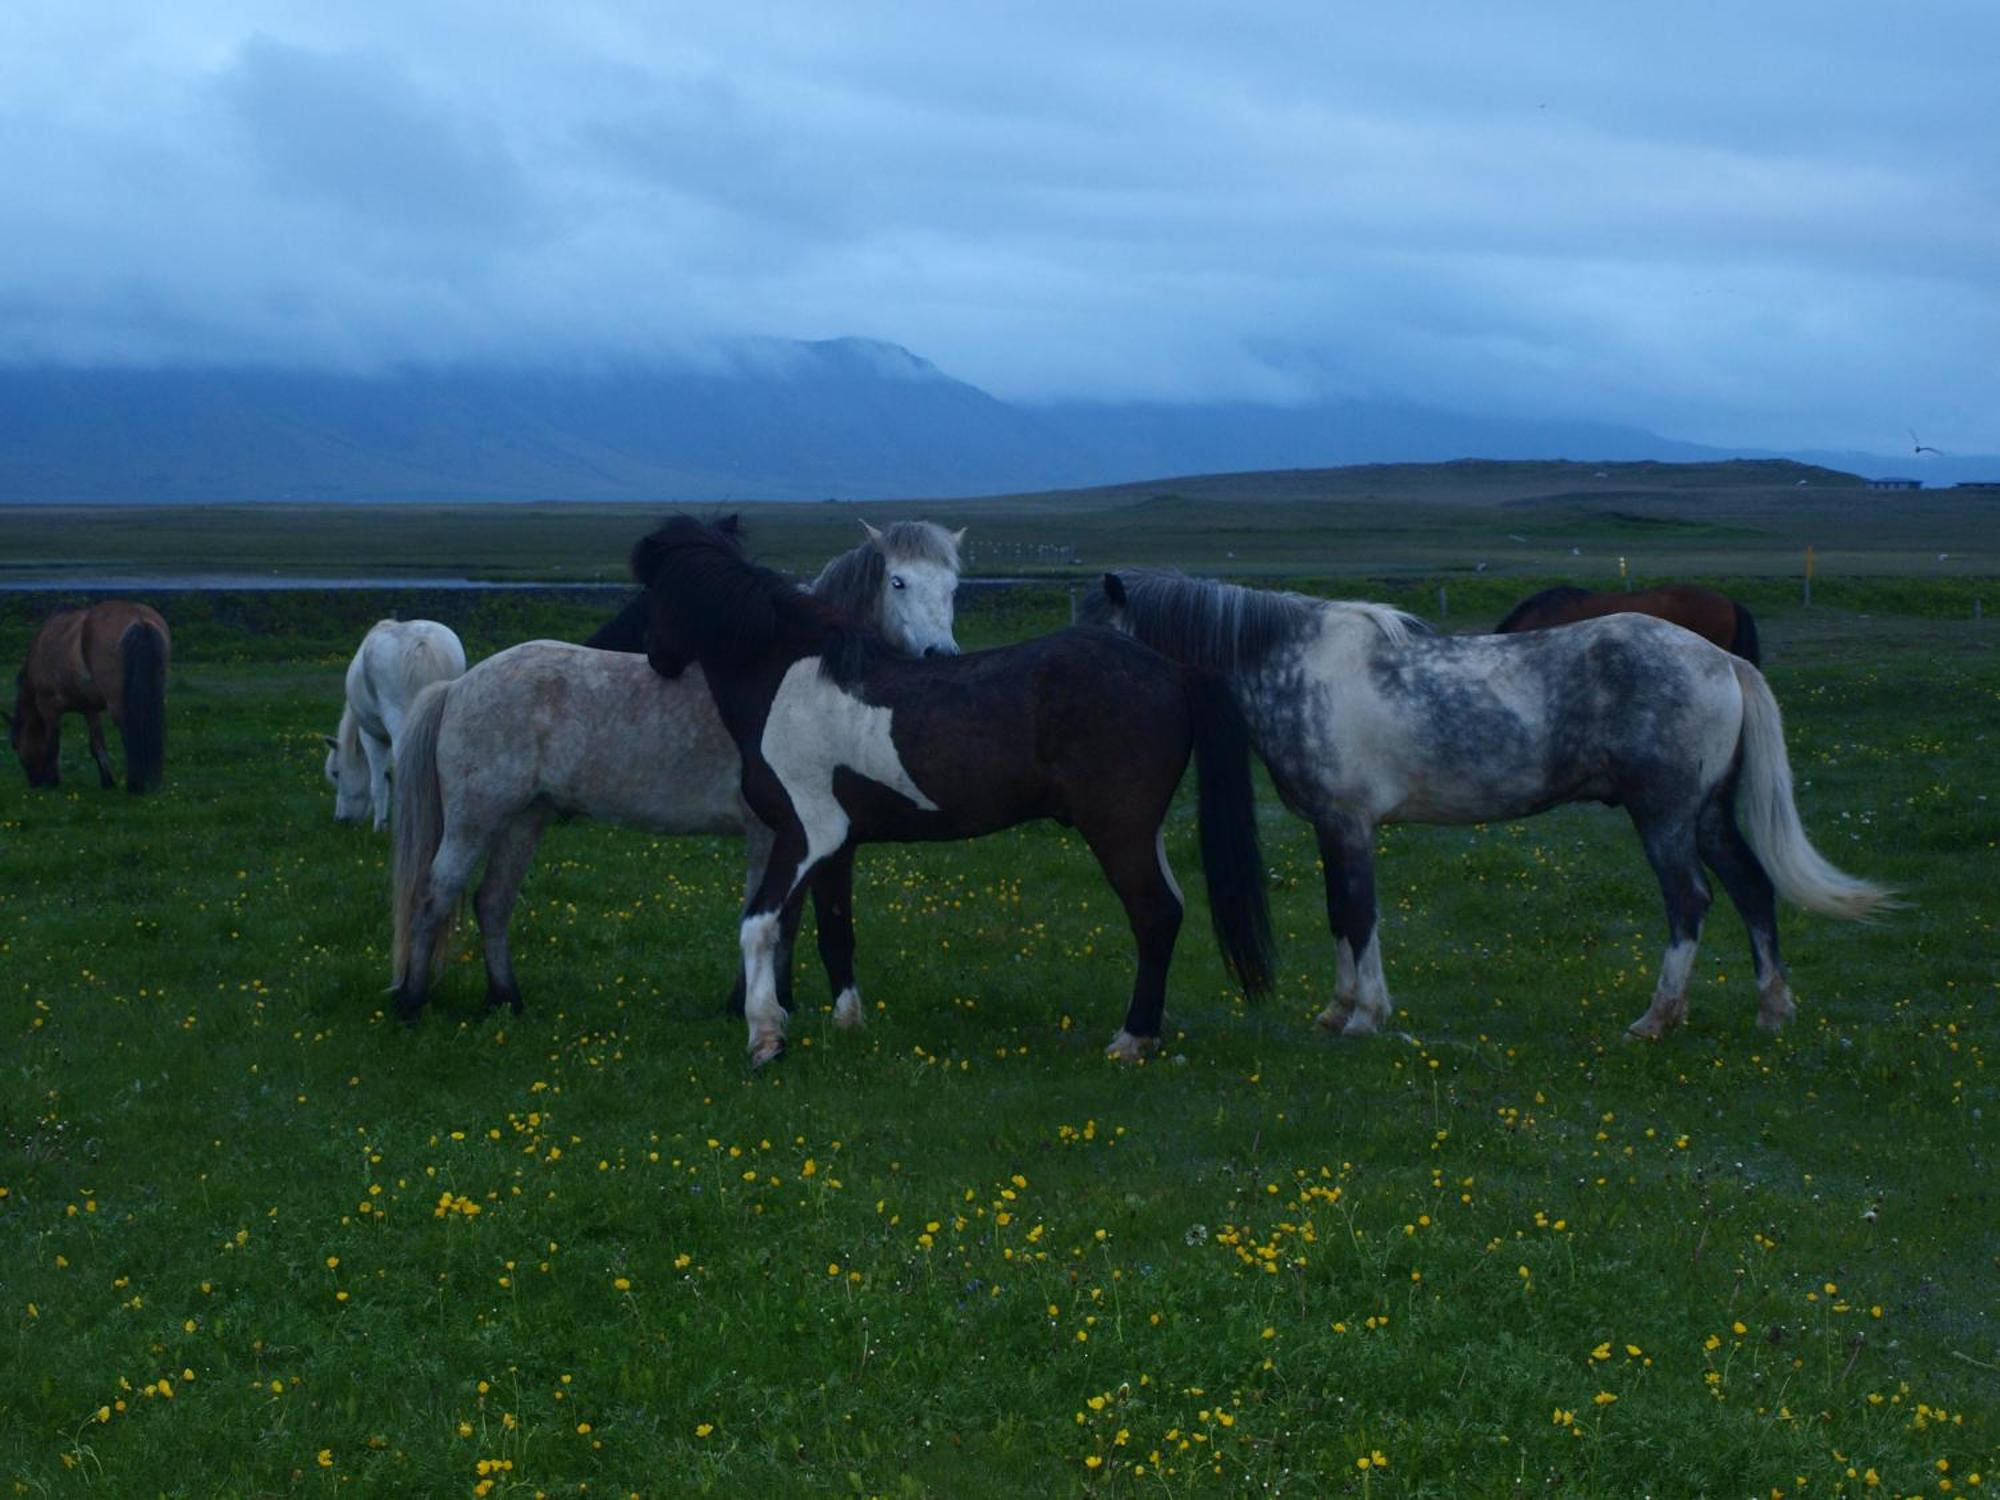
[{"left": 630, "top": 515, "right": 1273, "bottom": 1064}]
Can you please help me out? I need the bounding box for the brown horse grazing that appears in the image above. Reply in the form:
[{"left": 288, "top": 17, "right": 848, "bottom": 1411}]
[
  {"left": 7, "top": 601, "right": 171, "bottom": 792},
  {"left": 1495, "top": 584, "right": 1760, "bottom": 664}
]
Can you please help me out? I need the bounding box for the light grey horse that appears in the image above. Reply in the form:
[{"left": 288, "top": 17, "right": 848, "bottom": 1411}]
[
  {"left": 389, "top": 521, "right": 963, "bottom": 1022},
  {"left": 1089, "top": 570, "right": 1895, "bottom": 1041},
  {"left": 325, "top": 619, "right": 467, "bottom": 829}
]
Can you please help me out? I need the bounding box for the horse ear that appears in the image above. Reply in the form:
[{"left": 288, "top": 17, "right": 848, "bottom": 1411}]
[
  {"left": 1102, "top": 572, "right": 1128, "bottom": 606},
  {"left": 861, "top": 520, "right": 886, "bottom": 547},
  {"left": 322, "top": 734, "right": 338, "bottom": 749},
  {"left": 950, "top": 527, "right": 967, "bottom": 547},
  {"left": 717, "top": 513, "right": 744, "bottom": 538}
]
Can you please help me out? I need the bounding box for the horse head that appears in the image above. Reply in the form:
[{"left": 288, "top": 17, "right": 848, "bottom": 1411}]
[
  {"left": 8, "top": 670, "right": 56, "bottom": 786},
  {"left": 324, "top": 712, "right": 372, "bottom": 823},
  {"left": 630, "top": 514, "right": 782, "bottom": 680},
  {"left": 859, "top": 520, "right": 964, "bottom": 659}
]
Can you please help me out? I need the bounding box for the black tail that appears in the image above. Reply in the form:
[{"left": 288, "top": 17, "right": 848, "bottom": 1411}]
[
  {"left": 1187, "top": 670, "right": 1274, "bottom": 998},
  {"left": 1730, "top": 601, "right": 1762, "bottom": 666},
  {"left": 583, "top": 591, "right": 649, "bottom": 651},
  {"left": 120, "top": 622, "right": 167, "bottom": 793}
]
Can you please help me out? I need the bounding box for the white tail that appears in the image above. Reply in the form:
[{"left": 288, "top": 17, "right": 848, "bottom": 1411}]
[
  {"left": 1731, "top": 660, "right": 1898, "bottom": 920},
  {"left": 391, "top": 680, "right": 454, "bottom": 985}
]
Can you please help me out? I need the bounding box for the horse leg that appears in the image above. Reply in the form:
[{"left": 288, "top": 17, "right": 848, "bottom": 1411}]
[
  {"left": 1696, "top": 789, "right": 1793, "bottom": 1031},
  {"left": 32, "top": 696, "right": 62, "bottom": 787},
  {"left": 726, "top": 818, "right": 800, "bottom": 1017},
  {"left": 1314, "top": 817, "right": 1391, "bottom": 1036},
  {"left": 809, "top": 847, "right": 867, "bottom": 1029},
  {"left": 739, "top": 828, "right": 816, "bottom": 1066},
  {"left": 473, "top": 808, "right": 545, "bottom": 1017},
  {"left": 392, "top": 832, "right": 481, "bottom": 1024},
  {"left": 84, "top": 710, "right": 117, "bottom": 789},
  {"left": 363, "top": 729, "right": 394, "bottom": 832},
  {"left": 1084, "top": 814, "right": 1185, "bottom": 1062},
  {"left": 1313, "top": 823, "right": 1359, "bottom": 1028},
  {"left": 1625, "top": 809, "right": 1712, "bottom": 1041}
]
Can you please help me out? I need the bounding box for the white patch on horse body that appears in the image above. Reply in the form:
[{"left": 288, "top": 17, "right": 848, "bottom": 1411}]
[
  {"left": 833, "top": 986, "right": 865, "bottom": 1029},
  {"left": 761, "top": 659, "right": 938, "bottom": 889}
]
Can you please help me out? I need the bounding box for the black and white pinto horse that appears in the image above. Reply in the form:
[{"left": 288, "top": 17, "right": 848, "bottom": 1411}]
[
  {"left": 387, "top": 520, "right": 964, "bottom": 1025},
  {"left": 631, "top": 516, "right": 1274, "bottom": 1065},
  {"left": 1087, "top": 571, "right": 1895, "bottom": 1040}
]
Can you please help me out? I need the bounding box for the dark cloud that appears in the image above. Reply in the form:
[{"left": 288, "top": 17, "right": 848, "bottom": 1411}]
[{"left": 0, "top": 0, "right": 1993, "bottom": 452}]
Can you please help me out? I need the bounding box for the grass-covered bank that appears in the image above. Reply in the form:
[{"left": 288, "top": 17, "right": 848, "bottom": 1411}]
[{"left": 2, "top": 587, "right": 1994, "bottom": 1496}]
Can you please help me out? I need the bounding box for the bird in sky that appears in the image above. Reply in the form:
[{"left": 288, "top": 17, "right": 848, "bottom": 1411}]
[{"left": 1909, "top": 428, "right": 1944, "bottom": 456}]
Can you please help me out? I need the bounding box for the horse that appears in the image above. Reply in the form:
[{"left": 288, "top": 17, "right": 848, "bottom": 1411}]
[
  {"left": 631, "top": 515, "right": 1274, "bottom": 1066},
  {"left": 387, "top": 520, "right": 965, "bottom": 1025},
  {"left": 1496, "top": 583, "right": 1760, "bottom": 664},
  {"left": 584, "top": 519, "right": 966, "bottom": 656},
  {"left": 7, "top": 601, "right": 170, "bottom": 793},
  {"left": 1086, "top": 570, "right": 1894, "bottom": 1041},
  {"left": 324, "top": 620, "right": 468, "bottom": 830}
]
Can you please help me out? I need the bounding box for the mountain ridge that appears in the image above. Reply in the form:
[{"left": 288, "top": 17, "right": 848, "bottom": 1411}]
[{"left": 0, "top": 341, "right": 1989, "bottom": 502}]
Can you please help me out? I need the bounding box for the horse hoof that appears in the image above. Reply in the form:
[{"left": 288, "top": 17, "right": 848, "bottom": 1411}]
[
  {"left": 1104, "top": 1030, "right": 1159, "bottom": 1062},
  {"left": 833, "top": 989, "right": 865, "bottom": 1030},
  {"left": 1623, "top": 1020, "right": 1662, "bottom": 1042},
  {"left": 1756, "top": 982, "right": 1796, "bottom": 1032}
]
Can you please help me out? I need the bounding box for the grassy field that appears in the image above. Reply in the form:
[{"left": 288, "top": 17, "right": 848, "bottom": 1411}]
[
  {"left": 4, "top": 459, "right": 1998, "bottom": 584},
  {"left": 2, "top": 527, "right": 1996, "bottom": 1495}
]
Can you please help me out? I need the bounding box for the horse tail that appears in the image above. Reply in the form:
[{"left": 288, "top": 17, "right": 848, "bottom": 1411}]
[
  {"left": 1187, "top": 669, "right": 1274, "bottom": 998},
  {"left": 391, "top": 680, "right": 454, "bottom": 988},
  {"left": 1730, "top": 601, "right": 1762, "bottom": 666},
  {"left": 1730, "top": 660, "right": 1896, "bottom": 920},
  {"left": 120, "top": 621, "right": 168, "bottom": 793}
]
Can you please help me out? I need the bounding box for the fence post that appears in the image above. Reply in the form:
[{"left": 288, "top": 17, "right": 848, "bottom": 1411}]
[
  {"left": 1803, "top": 545, "right": 1815, "bottom": 608},
  {"left": 1068, "top": 586, "right": 1078, "bottom": 624},
  {"left": 1437, "top": 584, "right": 1448, "bottom": 619}
]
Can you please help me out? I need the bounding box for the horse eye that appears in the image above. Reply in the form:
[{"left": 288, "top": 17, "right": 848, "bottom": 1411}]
[{"left": 890, "top": 576, "right": 907, "bottom": 590}]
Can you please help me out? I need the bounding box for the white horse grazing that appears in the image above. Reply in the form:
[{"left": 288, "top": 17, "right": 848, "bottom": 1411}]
[
  {"left": 388, "top": 520, "right": 963, "bottom": 1023},
  {"left": 325, "top": 620, "right": 468, "bottom": 830}
]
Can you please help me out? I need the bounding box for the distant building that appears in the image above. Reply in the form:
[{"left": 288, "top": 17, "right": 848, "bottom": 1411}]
[
  {"left": 1954, "top": 480, "right": 2000, "bottom": 491},
  {"left": 1867, "top": 477, "right": 1922, "bottom": 490}
]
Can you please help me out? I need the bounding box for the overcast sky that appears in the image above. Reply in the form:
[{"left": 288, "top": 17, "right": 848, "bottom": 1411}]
[{"left": 3, "top": 1, "right": 1995, "bottom": 452}]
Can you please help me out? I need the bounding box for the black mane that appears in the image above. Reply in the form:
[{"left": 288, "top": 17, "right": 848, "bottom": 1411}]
[
  {"left": 1084, "top": 568, "right": 1326, "bottom": 675},
  {"left": 1493, "top": 585, "right": 1593, "bottom": 633},
  {"left": 631, "top": 516, "right": 889, "bottom": 685}
]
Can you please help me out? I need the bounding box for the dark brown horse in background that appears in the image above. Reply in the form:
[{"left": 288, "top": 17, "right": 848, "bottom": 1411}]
[
  {"left": 1495, "top": 584, "right": 1760, "bottom": 664},
  {"left": 7, "top": 601, "right": 171, "bottom": 792}
]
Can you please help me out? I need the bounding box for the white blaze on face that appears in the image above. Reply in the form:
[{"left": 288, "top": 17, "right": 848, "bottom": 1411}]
[
  {"left": 879, "top": 558, "right": 959, "bottom": 657},
  {"left": 761, "top": 659, "right": 939, "bottom": 889}
]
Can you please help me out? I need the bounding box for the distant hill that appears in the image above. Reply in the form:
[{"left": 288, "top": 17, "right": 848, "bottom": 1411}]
[{"left": 1, "top": 339, "right": 1990, "bottom": 502}]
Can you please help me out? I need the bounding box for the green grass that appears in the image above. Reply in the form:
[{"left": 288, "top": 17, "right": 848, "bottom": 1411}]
[
  {"left": 4, "top": 457, "right": 1998, "bottom": 585},
  {"left": 2, "top": 581, "right": 1996, "bottom": 1497}
]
